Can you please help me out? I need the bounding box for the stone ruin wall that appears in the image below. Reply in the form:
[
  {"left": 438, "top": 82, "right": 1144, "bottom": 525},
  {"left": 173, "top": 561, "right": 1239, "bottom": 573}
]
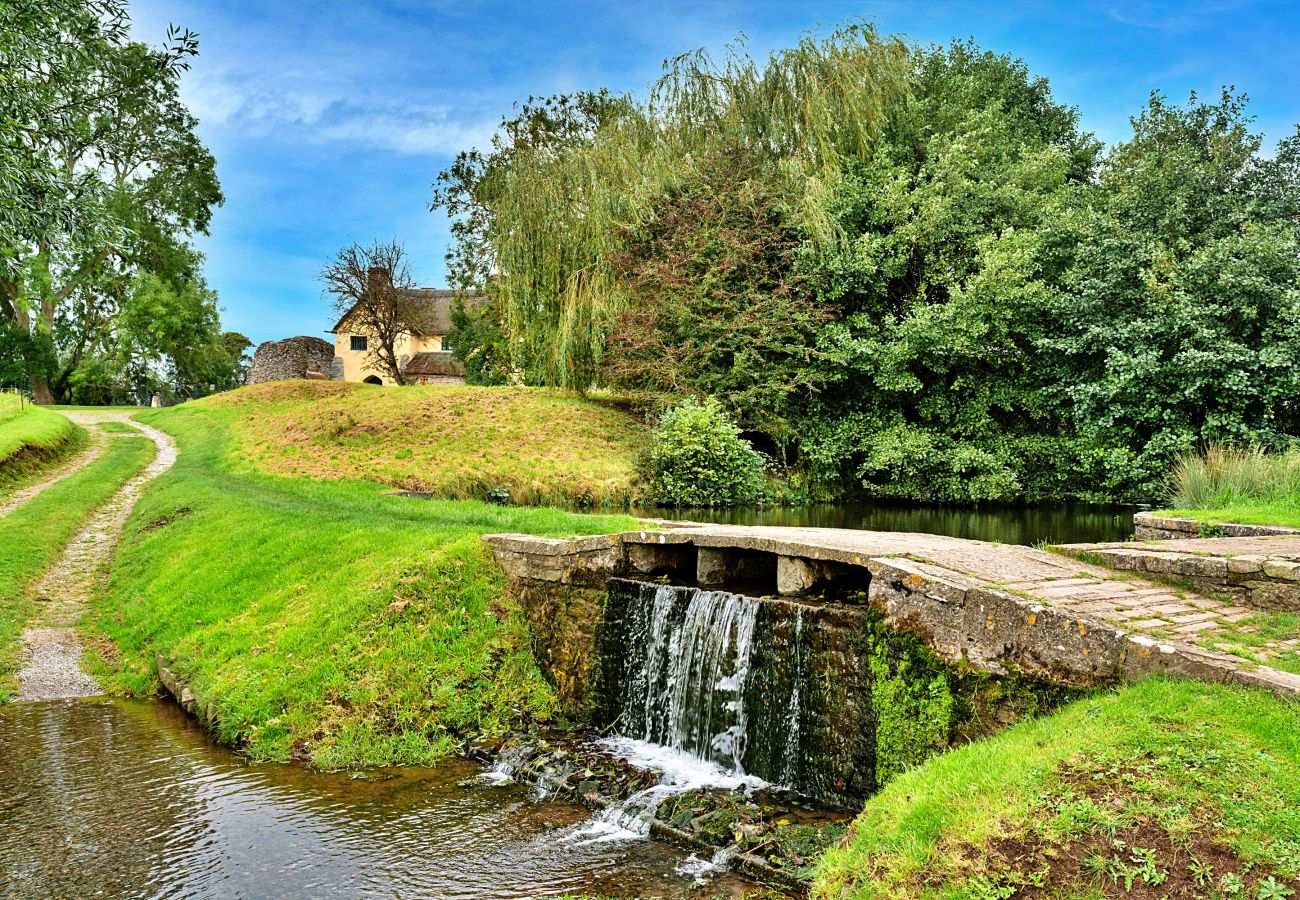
[{"left": 246, "top": 336, "right": 343, "bottom": 384}]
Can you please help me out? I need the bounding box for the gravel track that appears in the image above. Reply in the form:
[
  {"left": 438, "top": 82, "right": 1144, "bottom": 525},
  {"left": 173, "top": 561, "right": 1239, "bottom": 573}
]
[{"left": 15, "top": 412, "right": 176, "bottom": 701}]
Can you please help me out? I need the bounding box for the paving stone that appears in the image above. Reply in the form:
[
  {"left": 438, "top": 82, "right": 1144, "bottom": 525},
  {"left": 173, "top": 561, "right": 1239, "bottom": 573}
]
[
  {"left": 1128, "top": 618, "right": 1172, "bottom": 629},
  {"left": 1176, "top": 620, "right": 1222, "bottom": 634},
  {"left": 1167, "top": 611, "right": 1220, "bottom": 626},
  {"left": 1146, "top": 603, "right": 1194, "bottom": 616}
]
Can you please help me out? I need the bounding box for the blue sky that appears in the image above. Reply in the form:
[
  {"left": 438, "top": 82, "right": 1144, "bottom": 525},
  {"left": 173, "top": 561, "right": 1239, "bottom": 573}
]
[{"left": 128, "top": 0, "right": 1300, "bottom": 346}]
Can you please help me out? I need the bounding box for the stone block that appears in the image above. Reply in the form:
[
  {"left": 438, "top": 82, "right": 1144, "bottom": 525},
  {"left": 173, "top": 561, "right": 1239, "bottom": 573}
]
[
  {"left": 1262, "top": 559, "right": 1300, "bottom": 581},
  {"left": 777, "top": 556, "right": 819, "bottom": 595},
  {"left": 1142, "top": 553, "right": 1187, "bottom": 575},
  {"left": 1178, "top": 555, "right": 1228, "bottom": 579},
  {"left": 1243, "top": 581, "right": 1300, "bottom": 612},
  {"left": 1227, "top": 554, "right": 1267, "bottom": 575}
]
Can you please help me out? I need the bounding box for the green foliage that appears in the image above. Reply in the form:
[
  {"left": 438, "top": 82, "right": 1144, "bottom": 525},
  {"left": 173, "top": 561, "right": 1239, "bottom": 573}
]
[
  {"left": 0, "top": 1, "right": 224, "bottom": 403},
  {"left": 602, "top": 149, "right": 831, "bottom": 446},
  {"left": 1169, "top": 443, "right": 1300, "bottom": 511},
  {"left": 439, "top": 25, "right": 1300, "bottom": 504},
  {"left": 447, "top": 297, "right": 512, "bottom": 385},
  {"left": 646, "top": 397, "right": 763, "bottom": 507}
]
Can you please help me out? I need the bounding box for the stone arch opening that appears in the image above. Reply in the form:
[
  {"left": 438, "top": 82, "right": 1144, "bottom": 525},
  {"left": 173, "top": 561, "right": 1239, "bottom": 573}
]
[{"left": 362, "top": 375, "right": 383, "bottom": 385}]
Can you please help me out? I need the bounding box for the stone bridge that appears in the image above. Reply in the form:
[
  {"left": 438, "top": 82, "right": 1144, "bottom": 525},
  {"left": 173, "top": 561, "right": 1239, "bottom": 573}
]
[{"left": 485, "top": 523, "right": 1300, "bottom": 698}]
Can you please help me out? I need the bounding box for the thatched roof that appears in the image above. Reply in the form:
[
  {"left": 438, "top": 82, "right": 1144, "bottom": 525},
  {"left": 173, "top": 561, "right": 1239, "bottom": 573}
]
[
  {"left": 329, "top": 288, "right": 485, "bottom": 336},
  {"left": 402, "top": 351, "right": 466, "bottom": 378}
]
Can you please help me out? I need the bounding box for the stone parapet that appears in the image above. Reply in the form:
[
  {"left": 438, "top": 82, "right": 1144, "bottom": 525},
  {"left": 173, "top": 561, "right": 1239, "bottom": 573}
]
[
  {"left": 1134, "top": 511, "right": 1300, "bottom": 541},
  {"left": 1057, "top": 539, "right": 1300, "bottom": 612}
]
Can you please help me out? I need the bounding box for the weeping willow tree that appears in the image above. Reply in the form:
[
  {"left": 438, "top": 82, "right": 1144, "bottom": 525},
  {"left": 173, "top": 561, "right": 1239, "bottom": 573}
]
[{"left": 450, "top": 22, "right": 912, "bottom": 389}]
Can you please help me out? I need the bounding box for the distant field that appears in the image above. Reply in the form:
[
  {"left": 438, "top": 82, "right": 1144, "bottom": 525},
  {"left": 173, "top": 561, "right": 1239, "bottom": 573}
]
[{"left": 198, "top": 381, "right": 648, "bottom": 508}]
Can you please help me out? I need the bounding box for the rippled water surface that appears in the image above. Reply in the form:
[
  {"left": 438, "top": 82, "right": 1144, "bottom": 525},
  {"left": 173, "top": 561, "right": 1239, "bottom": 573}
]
[{"left": 0, "top": 698, "right": 756, "bottom": 898}]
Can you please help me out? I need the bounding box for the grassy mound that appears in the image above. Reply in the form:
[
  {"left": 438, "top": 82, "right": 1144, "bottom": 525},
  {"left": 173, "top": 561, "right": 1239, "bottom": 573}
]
[
  {"left": 0, "top": 397, "right": 85, "bottom": 489},
  {"left": 87, "top": 401, "right": 644, "bottom": 767},
  {"left": 197, "top": 381, "right": 647, "bottom": 508},
  {"left": 812, "top": 678, "right": 1300, "bottom": 899},
  {"left": 0, "top": 435, "right": 156, "bottom": 700}
]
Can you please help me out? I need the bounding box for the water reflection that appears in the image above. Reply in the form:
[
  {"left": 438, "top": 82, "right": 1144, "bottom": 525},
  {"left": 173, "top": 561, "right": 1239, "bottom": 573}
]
[
  {"left": 0, "top": 699, "right": 755, "bottom": 899},
  {"left": 638, "top": 502, "right": 1135, "bottom": 546}
]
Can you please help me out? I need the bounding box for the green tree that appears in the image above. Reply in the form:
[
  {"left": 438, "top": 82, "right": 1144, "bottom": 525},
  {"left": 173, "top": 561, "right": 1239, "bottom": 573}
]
[
  {"left": 1039, "top": 90, "right": 1300, "bottom": 498},
  {"left": 0, "top": 0, "right": 221, "bottom": 403}
]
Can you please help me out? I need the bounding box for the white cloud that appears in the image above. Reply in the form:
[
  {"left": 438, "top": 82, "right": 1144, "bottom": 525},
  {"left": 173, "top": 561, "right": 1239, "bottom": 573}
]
[{"left": 183, "top": 70, "right": 499, "bottom": 157}]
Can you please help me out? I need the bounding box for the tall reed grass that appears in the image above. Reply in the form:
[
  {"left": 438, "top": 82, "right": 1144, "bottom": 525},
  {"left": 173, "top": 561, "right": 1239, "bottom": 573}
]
[{"left": 1167, "top": 443, "right": 1300, "bottom": 510}]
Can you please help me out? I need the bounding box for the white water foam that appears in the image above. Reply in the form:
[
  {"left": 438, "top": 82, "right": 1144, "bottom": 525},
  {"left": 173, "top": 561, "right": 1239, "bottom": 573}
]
[{"left": 560, "top": 737, "right": 770, "bottom": 845}]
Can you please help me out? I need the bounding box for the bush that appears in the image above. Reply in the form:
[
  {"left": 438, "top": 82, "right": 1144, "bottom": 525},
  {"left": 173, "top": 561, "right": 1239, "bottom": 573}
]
[{"left": 647, "top": 397, "right": 764, "bottom": 507}]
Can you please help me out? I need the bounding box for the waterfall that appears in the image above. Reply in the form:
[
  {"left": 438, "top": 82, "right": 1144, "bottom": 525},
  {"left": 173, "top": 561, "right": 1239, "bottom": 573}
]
[{"left": 622, "top": 584, "right": 761, "bottom": 771}]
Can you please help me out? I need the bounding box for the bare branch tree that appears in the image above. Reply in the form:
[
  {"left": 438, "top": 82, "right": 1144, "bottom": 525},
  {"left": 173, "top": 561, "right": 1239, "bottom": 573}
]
[{"left": 321, "top": 240, "right": 414, "bottom": 385}]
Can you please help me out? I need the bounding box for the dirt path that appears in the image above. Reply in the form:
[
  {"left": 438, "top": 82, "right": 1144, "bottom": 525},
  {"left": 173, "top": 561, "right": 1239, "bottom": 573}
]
[
  {"left": 0, "top": 420, "right": 109, "bottom": 518},
  {"left": 15, "top": 412, "right": 177, "bottom": 701}
]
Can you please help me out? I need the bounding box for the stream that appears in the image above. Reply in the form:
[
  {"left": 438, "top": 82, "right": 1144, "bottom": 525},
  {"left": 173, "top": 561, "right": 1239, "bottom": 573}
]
[{"left": 0, "top": 698, "right": 761, "bottom": 898}]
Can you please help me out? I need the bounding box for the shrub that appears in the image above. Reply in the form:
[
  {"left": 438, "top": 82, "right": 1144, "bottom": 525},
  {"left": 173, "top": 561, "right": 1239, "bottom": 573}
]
[{"left": 647, "top": 397, "right": 764, "bottom": 507}]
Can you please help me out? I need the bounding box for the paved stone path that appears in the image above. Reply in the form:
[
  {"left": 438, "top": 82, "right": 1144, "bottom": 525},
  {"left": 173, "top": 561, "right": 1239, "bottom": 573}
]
[
  {"left": 619, "top": 523, "right": 1300, "bottom": 695},
  {"left": 15, "top": 412, "right": 176, "bottom": 701}
]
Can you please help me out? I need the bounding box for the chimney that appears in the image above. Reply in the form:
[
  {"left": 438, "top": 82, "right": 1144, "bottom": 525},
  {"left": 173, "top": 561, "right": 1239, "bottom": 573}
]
[{"left": 366, "top": 266, "right": 390, "bottom": 293}]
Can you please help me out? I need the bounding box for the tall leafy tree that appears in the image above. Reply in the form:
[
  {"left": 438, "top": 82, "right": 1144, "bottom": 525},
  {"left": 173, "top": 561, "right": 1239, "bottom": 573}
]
[{"left": 0, "top": 0, "right": 221, "bottom": 403}]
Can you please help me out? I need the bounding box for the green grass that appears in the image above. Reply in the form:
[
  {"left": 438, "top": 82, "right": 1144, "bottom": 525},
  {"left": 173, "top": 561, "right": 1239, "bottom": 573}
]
[
  {"left": 0, "top": 435, "right": 156, "bottom": 700},
  {"left": 87, "top": 400, "right": 645, "bottom": 767},
  {"left": 0, "top": 398, "right": 85, "bottom": 488},
  {"left": 1160, "top": 503, "right": 1300, "bottom": 530},
  {"left": 1159, "top": 443, "right": 1300, "bottom": 528},
  {"left": 199, "top": 380, "right": 648, "bottom": 508},
  {"left": 97, "top": 420, "right": 139, "bottom": 434},
  {"left": 812, "top": 678, "right": 1300, "bottom": 899}
]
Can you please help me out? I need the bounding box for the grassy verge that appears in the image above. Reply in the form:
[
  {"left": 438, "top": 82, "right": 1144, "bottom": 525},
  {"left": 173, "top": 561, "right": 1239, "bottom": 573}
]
[
  {"left": 1158, "top": 504, "right": 1300, "bottom": 529},
  {"left": 87, "top": 400, "right": 644, "bottom": 767},
  {"left": 0, "top": 435, "right": 156, "bottom": 700},
  {"left": 197, "top": 380, "right": 647, "bottom": 508},
  {"left": 0, "top": 399, "right": 86, "bottom": 490},
  {"left": 1159, "top": 444, "right": 1300, "bottom": 528},
  {"left": 812, "top": 677, "right": 1300, "bottom": 899}
]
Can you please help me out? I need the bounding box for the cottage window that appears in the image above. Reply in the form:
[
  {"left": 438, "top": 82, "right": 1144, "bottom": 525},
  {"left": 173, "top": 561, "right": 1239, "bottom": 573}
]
[
  {"left": 440, "top": 335, "right": 452, "bottom": 351},
  {"left": 350, "top": 335, "right": 368, "bottom": 351}
]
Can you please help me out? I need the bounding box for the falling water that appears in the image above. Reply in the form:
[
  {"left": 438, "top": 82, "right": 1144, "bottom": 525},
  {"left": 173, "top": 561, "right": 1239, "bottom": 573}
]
[{"left": 623, "top": 584, "right": 761, "bottom": 771}]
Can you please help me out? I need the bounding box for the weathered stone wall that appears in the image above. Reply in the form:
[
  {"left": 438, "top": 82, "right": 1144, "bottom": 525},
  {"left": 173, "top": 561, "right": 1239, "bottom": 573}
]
[
  {"left": 246, "top": 336, "right": 340, "bottom": 384},
  {"left": 1134, "top": 512, "right": 1300, "bottom": 540},
  {"left": 1058, "top": 541, "right": 1300, "bottom": 612}
]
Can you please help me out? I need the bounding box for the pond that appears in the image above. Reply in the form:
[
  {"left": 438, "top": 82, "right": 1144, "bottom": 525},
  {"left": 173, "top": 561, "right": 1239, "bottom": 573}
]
[
  {"left": 0, "top": 698, "right": 761, "bottom": 898},
  {"left": 638, "top": 501, "right": 1136, "bottom": 546}
]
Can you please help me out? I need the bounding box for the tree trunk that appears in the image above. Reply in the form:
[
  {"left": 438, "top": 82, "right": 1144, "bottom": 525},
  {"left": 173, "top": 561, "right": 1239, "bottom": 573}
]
[{"left": 30, "top": 372, "right": 55, "bottom": 405}]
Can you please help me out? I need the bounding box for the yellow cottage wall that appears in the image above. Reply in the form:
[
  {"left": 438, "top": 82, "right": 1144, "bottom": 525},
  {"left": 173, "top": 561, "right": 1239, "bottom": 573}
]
[{"left": 331, "top": 312, "right": 446, "bottom": 384}]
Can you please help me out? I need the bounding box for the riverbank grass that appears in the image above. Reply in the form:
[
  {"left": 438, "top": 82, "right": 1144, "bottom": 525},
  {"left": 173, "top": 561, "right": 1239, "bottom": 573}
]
[
  {"left": 87, "top": 400, "right": 644, "bottom": 766},
  {"left": 0, "top": 435, "right": 156, "bottom": 700},
  {"left": 202, "top": 380, "right": 647, "bottom": 508},
  {"left": 813, "top": 677, "right": 1300, "bottom": 899},
  {"left": 0, "top": 398, "right": 86, "bottom": 489},
  {"left": 1158, "top": 444, "right": 1300, "bottom": 529}
]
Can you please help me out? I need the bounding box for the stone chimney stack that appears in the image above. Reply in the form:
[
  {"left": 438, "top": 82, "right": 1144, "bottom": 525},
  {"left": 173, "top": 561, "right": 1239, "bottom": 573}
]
[{"left": 366, "top": 266, "right": 390, "bottom": 294}]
